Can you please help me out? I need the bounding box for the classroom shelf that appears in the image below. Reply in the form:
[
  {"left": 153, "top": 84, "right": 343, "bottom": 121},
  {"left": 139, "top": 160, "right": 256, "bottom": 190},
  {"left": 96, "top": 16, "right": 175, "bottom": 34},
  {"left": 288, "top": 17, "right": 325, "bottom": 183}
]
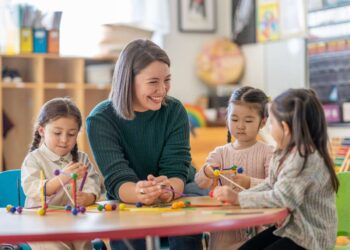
[{"left": 0, "top": 54, "right": 115, "bottom": 171}]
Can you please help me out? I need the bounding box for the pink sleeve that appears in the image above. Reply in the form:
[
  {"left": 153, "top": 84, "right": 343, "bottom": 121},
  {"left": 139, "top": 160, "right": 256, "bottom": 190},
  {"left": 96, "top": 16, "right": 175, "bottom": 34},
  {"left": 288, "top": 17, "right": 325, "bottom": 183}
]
[
  {"left": 205, "top": 146, "right": 224, "bottom": 168},
  {"left": 194, "top": 146, "right": 223, "bottom": 189},
  {"left": 250, "top": 145, "right": 274, "bottom": 188}
]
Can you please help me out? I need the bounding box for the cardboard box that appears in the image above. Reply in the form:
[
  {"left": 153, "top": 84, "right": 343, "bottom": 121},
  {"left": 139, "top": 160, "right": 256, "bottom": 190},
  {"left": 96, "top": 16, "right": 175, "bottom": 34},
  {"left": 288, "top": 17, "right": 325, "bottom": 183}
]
[{"left": 98, "top": 24, "right": 153, "bottom": 57}]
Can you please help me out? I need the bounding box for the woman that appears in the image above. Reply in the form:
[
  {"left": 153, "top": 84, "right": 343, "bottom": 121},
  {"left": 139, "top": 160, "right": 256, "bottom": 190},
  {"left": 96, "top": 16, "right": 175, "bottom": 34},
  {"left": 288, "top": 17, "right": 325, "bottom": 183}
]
[{"left": 86, "top": 39, "right": 203, "bottom": 250}]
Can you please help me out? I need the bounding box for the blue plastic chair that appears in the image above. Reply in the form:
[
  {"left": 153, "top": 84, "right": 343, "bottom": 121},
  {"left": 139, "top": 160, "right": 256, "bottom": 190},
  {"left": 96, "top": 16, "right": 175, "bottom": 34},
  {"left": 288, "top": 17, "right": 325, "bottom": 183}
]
[
  {"left": 0, "top": 169, "right": 29, "bottom": 250},
  {"left": 0, "top": 169, "right": 25, "bottom": 208},
  {"left": 334, "top": 172, "right": 350, "bottom": 250}
]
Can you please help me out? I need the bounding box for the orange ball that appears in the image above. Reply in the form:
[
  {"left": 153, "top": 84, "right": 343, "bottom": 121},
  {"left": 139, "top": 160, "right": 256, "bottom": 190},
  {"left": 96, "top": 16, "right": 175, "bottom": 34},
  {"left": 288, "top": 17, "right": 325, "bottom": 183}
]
[
  {"left": 336, "top": 236, "right": 350, "bottom": 246},
  {"left": 104, "top": 204, "right": 113, "bottom": 211},
  {"left": 171, "top": 202, "right": 179, "bottom": 209},
  {"left": 177, "top": 201, "right": 185, "bottom": 208}
]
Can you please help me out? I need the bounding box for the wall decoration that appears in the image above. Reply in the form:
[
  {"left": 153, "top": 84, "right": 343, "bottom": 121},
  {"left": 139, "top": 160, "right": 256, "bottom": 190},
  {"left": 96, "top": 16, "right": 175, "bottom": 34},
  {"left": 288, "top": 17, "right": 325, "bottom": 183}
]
[
  {"left": 178, "top": 0, "right": 216, "bottom": 33},
  {"left": 196, "top": 38, "right": 244, "bottom": 86},
  {"left": 257, "top": 0, "right": 280, "bottom": 42}
]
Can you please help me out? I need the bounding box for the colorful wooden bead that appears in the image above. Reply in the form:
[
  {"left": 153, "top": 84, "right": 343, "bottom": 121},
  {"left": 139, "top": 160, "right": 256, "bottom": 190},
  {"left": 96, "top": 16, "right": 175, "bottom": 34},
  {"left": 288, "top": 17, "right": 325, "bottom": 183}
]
[
  {"left": 79, "top": 206, "right": 86, "bottom": 213},
  {"left": 6, "top": 205, "right": 13, "bottom": 212},
  {"left": 64, "top": 205, "right": 72, "bottom": 211},
  {"left": 37, "top": 208, "right": 46, "bottom": 216},
  {"left": 10, "top": 206, "right": 16, "bottom": 214},
  {"left": 71, "top": 208, "right": 79, "bottom": 216},
  {"left": 135, "top": 202, "right": 143, "bottom": 208},
  {"left": 53, "top": 169, "right": 61, "bottom": 176},
  {"left": 213, "top": 169, "right": 220, "bottom": 176},
  {"left": 71, "top": 173, "right": 78, "bottom": 180},
  {"left": 16, "top": 206, "right": 23, "bottom": 214},
  {"left": 171, "top": 202, "right": 179, "bottom": 209},
  {"left": 104, "top": 204, "right": 113, "bottom": 211},
  {"left": 97, "top": 204, "right": 104, "bottom": 211},
  {"left": 118, "top": 203, "right": 126, "bottom": 210}
]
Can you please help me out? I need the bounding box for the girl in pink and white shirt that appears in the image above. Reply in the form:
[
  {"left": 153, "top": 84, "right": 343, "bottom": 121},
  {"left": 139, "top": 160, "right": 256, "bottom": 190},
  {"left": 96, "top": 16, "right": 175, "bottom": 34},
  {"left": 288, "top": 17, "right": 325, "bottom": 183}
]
[{"left": 195, "top": 86, "right": 273, "bottom": 250}]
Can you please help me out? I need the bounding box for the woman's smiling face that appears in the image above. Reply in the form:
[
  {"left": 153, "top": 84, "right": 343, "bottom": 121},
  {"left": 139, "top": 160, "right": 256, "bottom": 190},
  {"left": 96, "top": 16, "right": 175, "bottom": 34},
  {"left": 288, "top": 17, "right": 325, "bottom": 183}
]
[{"left": 133, "top": 60, "right": 171, "bottom": 112}]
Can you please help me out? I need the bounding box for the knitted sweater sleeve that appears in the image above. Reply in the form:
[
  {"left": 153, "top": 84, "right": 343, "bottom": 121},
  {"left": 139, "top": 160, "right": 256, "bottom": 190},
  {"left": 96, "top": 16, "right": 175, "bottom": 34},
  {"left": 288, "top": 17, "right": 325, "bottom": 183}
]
[
  {"left": 158, "top": 101, "right": 191, "bottom": 183},
  {"left": 239, "top": 152, "right": 313, "bottom": 210},
  {"left": 86, "top": 109, "right": 139, "bottom": 200}
]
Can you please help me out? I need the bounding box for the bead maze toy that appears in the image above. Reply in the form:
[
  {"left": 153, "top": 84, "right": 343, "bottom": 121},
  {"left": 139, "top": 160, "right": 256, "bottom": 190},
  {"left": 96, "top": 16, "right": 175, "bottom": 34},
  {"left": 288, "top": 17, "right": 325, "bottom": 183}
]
[
  {"left": 6, "top": 170, "right": 236, "bottom": 216},
  {"left": 208, "top": 165, "right": 245, "bottom": 196},
  {"left": 6, "top": 169, "right": 102, "bottom": 216}
]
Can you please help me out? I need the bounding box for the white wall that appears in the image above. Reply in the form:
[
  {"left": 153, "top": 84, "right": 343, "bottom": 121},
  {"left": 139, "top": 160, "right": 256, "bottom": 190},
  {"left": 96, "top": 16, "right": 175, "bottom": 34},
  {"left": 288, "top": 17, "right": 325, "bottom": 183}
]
[
  {"left": 240, "top": 38, "right": 307, "bottom": 98},
  {"left": 165, "top": 0, "right": 232, "bottom": 104}
]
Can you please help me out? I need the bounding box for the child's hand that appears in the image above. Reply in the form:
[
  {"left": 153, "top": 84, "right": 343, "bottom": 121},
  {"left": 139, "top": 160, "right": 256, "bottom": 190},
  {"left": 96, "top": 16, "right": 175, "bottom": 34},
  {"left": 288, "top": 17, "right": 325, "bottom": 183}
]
[
  {"left": 76, "top": 191, "right": 96, "bottom": 206},
  {"left": 203, "top": 164, "right": 218, "bottom": 178},
  {"left": 232, "top": 174, "right": 251, "bottom": 189},
  {"left": 213, "top": 186, "right": 239, "bottom": 205},
  {"left": 135, "top": 178, "right": 162, "bottom": 205},
  {"left": 62, "top": 162, "right": 87, "bottom": 180}
]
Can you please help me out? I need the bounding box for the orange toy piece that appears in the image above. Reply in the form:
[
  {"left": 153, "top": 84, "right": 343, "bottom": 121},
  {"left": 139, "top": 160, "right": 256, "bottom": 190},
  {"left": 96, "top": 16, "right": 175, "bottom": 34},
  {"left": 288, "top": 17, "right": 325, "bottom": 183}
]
[{"left": 336, "top": 236, "right": 350, "bottom": 246}]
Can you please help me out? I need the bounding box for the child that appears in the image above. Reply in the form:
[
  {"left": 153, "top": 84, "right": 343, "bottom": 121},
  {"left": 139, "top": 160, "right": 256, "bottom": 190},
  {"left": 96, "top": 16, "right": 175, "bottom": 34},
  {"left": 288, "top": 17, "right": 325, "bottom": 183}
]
[
  {"left": 213, "top": 88, "right": 339, "bottom": 250},
  {"left": 195, "top": 86, "right": 273, "bottom": 250},
  {"left": 21, "top": 97, "right": 101, "bottom": 250}
]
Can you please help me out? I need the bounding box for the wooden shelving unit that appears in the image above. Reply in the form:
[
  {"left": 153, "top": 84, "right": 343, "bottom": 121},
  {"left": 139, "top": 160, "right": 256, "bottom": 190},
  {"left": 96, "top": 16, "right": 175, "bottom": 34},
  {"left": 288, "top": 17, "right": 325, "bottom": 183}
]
[{"left": 0, "top": 54, "right": 116, "bottom": 171}]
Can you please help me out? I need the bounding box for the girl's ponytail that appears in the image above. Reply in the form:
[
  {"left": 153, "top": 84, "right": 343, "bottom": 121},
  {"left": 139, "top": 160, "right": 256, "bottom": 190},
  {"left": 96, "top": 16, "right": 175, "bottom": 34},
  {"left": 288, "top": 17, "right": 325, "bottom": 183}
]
[
  {"left": 29, "top": 130, "right": 41, "bottom": 152},
  {"left": 71, "top": 144, "right": 79, "bottom": 163}
]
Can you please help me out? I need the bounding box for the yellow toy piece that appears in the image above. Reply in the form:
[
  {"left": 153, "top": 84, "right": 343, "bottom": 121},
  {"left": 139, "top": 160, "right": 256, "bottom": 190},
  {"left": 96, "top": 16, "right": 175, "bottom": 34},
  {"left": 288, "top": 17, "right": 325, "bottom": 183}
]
[
  {"left": 213, "top": 169, "right": 220, "bottom": 177},
  {"left": 336, "top": 236, "right": 350, "bottom": 246},
  {"left": 37, "top": 208, "right": 46, "bottom": 216},
  {"left": 118, "top": 203, "right": 126, "bottom": 210}
]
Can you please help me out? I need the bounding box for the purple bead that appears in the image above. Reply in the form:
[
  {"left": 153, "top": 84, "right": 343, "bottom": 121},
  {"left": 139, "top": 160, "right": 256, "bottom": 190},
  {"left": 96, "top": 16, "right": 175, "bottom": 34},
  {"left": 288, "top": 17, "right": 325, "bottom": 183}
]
[
  {"left": 16, "top": 206, "right": 23, "bottom": 214},
  {"left": 71, "top": 208, "right": 78, "bottom": 216},
  {"left": 79, "top": 206, "right": 86, "bottom": 213},
  {"left": 135, "top": 202, "right": 143, "bottom": 208},
  {"left": 237, "top": 167, "right": 244, "bottom": 174},
  {"left": 53, "top": 169, "right": 61, "bottom": 176},
  {"left": 111, "top": 204, "right": 117, "bottom": 210}
]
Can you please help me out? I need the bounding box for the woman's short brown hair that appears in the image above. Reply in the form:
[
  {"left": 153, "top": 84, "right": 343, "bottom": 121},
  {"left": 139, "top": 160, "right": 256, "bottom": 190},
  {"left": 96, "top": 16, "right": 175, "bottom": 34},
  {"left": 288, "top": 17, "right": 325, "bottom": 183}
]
[{"left": 109, "top": 39, "right": 170, "bottom": 120}]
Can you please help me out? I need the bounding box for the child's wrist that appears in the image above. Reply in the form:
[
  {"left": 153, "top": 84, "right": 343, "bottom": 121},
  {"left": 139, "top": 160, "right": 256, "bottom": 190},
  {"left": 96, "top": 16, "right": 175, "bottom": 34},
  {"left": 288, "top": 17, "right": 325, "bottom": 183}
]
[{"left": 203, "top": 165, "right": 213, "bottom": 179}]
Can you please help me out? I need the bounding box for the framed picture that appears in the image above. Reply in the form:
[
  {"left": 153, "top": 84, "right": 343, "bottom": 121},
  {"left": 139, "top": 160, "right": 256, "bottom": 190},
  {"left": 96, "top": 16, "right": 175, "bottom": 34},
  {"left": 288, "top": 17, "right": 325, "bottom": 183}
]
[{"left": 178, "top": 0, "right": 217, "bottom": 33}]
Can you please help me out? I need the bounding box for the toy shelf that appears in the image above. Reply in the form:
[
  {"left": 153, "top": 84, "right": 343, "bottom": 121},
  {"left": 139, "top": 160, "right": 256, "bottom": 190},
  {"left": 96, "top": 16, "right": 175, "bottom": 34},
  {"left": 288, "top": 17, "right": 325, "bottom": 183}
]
[{"left": 0, "top": 54, "right": 116, "bottom": 171}]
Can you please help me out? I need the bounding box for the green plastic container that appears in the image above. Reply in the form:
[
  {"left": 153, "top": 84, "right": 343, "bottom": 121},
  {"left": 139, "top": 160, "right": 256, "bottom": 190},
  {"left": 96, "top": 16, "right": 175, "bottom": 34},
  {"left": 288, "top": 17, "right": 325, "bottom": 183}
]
[{"left": 334, "top": 172, "right": 350, "bottom": 250}]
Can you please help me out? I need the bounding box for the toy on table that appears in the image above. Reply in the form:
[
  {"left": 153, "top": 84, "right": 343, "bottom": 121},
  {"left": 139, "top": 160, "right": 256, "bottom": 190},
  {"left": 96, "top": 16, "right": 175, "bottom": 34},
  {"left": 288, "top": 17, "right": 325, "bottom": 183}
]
[
  {"left": 5, "top": 177, "right": 23, "bottom": 214},
  {"left": 207, "top": 165, "right": 245, "bottom": 198},
  {"left": 32, "top": 169, "right": 88, "bottom": 216}
]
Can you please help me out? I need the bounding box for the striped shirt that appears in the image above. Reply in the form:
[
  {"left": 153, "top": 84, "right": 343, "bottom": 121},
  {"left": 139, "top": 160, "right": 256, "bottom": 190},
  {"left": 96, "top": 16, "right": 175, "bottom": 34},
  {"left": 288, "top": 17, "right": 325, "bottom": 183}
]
[
  {"left": 239, "top": 150, "right": 337, "bottom": 250},
  {"left": 195, "top": 141, "right": 273, "bottom": 249},
  {"left": 21, "top": 144, "right": 101, "bottom": 208}
]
